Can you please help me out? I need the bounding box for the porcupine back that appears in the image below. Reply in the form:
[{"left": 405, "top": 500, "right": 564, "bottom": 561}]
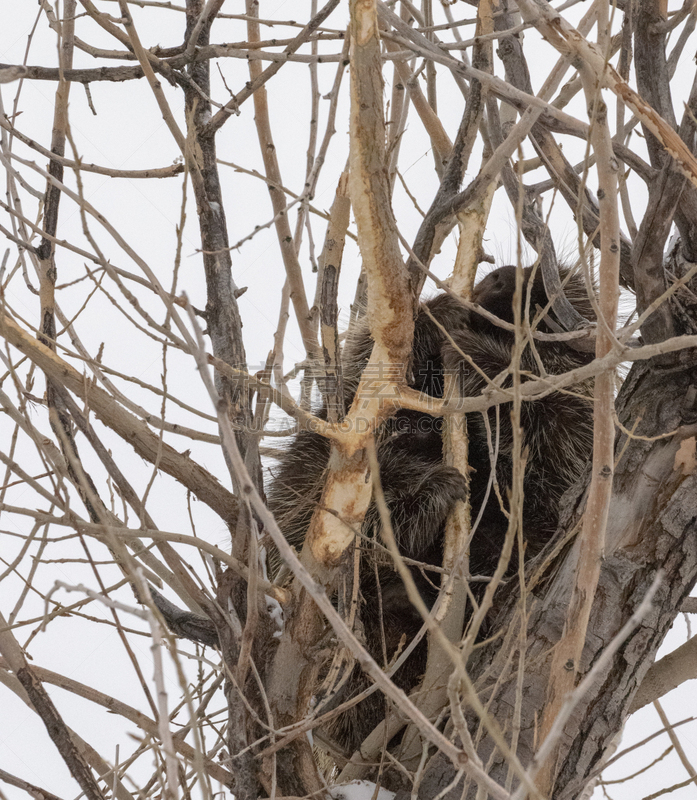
[{"left": 265, "top": 264, "right": 596, "bottom": 759}]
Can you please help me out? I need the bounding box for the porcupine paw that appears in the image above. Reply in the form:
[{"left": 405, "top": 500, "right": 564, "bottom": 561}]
[{"left": 418, "top": 465, "right": 468, "bottom": 514}]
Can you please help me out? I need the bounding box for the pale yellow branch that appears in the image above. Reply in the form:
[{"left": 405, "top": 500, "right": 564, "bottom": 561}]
[{"left": 534, "top": 49, "right": 621, "bottom": 795}]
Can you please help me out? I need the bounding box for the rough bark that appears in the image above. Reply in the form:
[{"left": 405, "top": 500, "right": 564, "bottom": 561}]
[{"left": 412, "top": 357, "right": 697, "bottom": 799}]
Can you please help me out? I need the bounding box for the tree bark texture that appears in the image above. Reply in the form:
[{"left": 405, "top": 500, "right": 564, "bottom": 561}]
[{"left": 410, "top": 357, "right": 697, "bottom": 799}]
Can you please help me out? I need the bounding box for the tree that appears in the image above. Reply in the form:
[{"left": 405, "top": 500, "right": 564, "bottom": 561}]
[{"left": 1, "top": 0, "right": 696, "bottom": 798}]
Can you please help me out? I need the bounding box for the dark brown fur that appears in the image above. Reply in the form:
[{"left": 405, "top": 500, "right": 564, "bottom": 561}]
[{"left": 266, "top": 264, "right": 596, "bottom": 758}]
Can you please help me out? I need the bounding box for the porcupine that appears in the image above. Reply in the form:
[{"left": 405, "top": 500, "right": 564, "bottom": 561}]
[{"left": 265, "top": 263, "right": 596, "bottom": 758}]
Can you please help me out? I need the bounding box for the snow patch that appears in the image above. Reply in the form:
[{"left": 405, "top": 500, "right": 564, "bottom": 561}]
[{"left": 330, "top": 781, "right": 396, "bottom": 800}]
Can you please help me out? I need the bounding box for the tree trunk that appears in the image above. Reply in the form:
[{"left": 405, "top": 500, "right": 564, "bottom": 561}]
[{"left": 412, "top": 355, "right": 697, "bottom": 799}]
